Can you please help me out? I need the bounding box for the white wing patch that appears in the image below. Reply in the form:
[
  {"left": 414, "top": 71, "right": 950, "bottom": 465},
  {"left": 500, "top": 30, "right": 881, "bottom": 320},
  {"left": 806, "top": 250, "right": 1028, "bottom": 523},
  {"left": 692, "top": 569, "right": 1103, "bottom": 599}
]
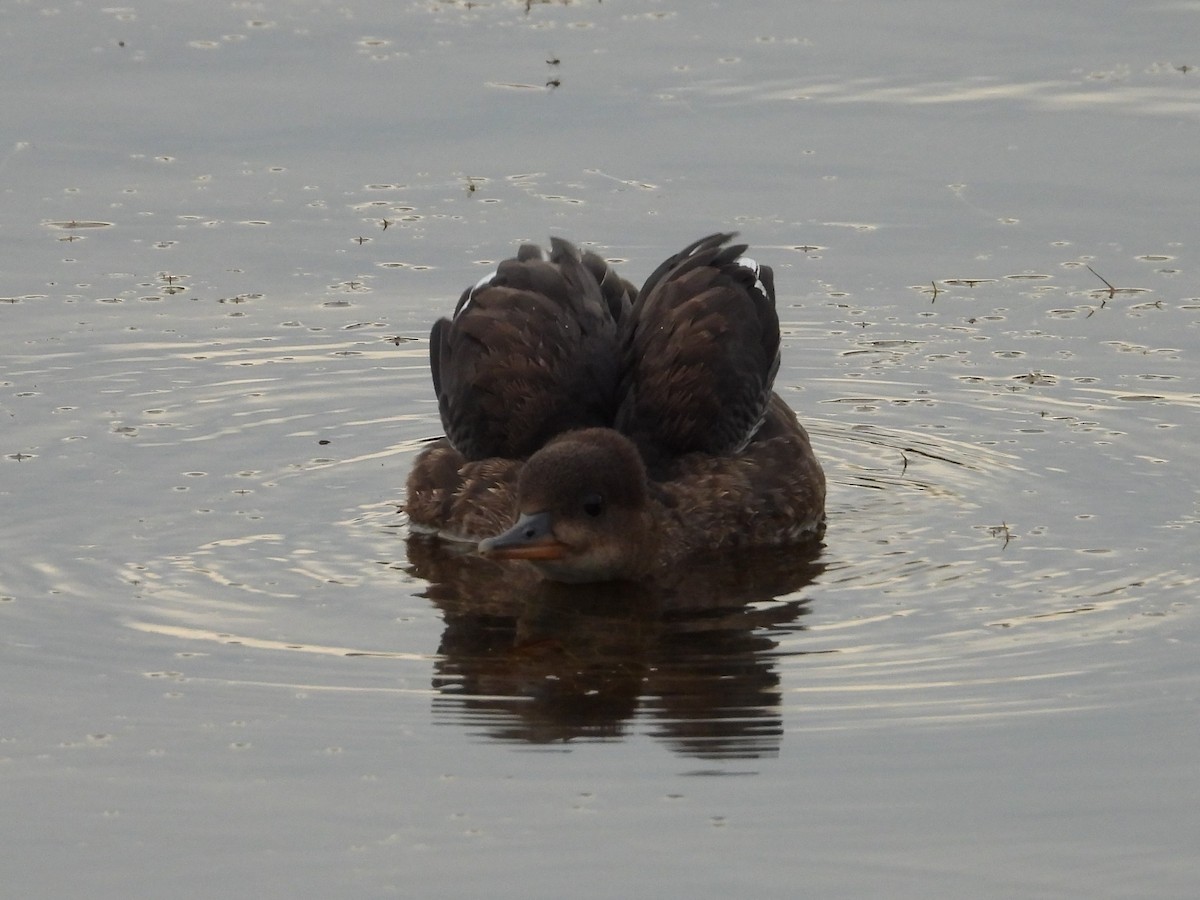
[
  {"left": 459, "top": 269, "right": 499, "bottom": 315},
  {"left": 735, "top": 256, "right": 767, "bottom": 299}
]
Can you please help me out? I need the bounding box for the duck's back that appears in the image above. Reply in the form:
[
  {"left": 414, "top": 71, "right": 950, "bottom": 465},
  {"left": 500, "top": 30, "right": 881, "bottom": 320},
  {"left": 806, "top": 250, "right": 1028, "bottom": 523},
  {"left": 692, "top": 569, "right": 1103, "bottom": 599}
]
[
  {"left": 430, "top": 239, "right": 633, "bottom": 461},
  {"left": 616, "top": 233, "right": 781, "bottom": 470}
]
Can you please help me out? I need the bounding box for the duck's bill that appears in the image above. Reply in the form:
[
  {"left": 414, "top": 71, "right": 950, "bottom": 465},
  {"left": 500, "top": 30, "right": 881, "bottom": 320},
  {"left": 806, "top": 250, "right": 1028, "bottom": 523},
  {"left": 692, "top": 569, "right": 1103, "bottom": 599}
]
[{"left": 478, "top": 512, "right": 568, "bottom": 561}]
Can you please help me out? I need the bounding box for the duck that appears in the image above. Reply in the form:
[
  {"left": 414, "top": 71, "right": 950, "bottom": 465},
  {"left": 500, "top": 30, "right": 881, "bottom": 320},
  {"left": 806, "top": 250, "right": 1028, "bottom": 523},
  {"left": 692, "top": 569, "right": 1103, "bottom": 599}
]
[{"left": 404, "top": 233, "right": 825, "bottom": 583}]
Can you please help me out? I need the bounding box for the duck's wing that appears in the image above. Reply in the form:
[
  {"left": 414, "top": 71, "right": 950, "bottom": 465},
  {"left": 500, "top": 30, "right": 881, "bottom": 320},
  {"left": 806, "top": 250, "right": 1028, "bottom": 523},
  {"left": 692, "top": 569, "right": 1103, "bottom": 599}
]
[
  {"left": 615, "top": 233, "right": 781, "bottom": 464},
  {"left": 431, "top": 238, "right": 634, "bottom": 461}
]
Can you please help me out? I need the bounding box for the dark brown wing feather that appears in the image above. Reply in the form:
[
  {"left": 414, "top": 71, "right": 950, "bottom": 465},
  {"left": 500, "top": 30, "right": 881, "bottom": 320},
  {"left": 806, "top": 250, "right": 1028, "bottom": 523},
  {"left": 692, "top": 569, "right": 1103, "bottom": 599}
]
[
  {"left": 615, "top": 233, "right": 780, "bottom": 466},
  {"left": 431, "top": 238, "right": 632, "bottom": 461}
]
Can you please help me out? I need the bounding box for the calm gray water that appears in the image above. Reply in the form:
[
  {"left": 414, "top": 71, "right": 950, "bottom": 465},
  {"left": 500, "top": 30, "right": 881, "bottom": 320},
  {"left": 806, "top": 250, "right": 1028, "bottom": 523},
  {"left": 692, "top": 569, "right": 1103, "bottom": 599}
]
[{"left": 3, "top": 1, "right": 1197, "bottom": 897}]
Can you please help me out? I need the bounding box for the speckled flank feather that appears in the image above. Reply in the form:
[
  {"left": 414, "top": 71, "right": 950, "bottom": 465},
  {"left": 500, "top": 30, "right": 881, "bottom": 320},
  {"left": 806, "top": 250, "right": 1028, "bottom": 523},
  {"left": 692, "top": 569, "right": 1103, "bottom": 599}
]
[
  {"left": 648, "top": 396, "right": 825, "bottom": 564},
  {"left": 404, "top": 439, "right": 521, "bottom": 541}
]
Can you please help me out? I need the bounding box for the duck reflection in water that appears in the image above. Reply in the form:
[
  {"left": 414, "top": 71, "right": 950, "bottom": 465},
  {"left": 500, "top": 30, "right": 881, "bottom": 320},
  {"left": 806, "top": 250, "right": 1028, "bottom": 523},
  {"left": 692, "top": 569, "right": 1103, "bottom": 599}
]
[
  {"left": 406, "top": 535, "right": 824, "bottom": 758},
  {"left": 405, "top": 233, "right": 826, "bottom": 582},
  {"left": 402, "top": 233, "right": 827, "bottom": 756}
]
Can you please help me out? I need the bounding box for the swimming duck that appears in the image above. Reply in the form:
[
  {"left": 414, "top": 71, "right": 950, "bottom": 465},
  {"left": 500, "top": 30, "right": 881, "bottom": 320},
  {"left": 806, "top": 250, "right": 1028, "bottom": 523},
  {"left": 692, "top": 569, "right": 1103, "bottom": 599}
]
[{"left": 404, "top": 233, "right": 825, "bottom": 582}]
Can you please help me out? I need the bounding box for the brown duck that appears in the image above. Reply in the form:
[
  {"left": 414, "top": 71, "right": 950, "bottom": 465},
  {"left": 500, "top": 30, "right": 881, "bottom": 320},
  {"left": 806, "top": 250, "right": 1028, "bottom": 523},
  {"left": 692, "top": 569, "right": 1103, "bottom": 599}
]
[{"left": 405, "top": 233, "right": 825, "bottom": 582}]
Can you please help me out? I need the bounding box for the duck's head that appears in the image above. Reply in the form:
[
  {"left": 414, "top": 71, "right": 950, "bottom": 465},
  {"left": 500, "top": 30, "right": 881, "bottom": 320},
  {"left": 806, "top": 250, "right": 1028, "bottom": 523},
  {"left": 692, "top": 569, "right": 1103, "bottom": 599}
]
[{"left": 478, "top": 428, "right": 655, "bottom": 582}]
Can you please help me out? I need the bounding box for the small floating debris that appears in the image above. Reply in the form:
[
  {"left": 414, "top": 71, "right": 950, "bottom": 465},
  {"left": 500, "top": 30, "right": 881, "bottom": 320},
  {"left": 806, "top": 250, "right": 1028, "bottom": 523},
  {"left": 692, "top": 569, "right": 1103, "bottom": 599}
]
[
  {"left": 1013, "top": 371, "right": 1056, "bottom": 386},
  {"left": 46, "top": 220, "right": 113, "bottom": 230},
  {"left": 942, "top": 277, "right": 996, "bottom": 287}
]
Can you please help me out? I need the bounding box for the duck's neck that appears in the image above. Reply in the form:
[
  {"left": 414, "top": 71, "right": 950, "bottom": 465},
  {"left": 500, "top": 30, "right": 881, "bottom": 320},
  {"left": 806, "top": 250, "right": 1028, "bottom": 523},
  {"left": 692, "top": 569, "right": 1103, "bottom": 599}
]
[{"left": 620, "top": 507, "right": 664, "bottom": 580}]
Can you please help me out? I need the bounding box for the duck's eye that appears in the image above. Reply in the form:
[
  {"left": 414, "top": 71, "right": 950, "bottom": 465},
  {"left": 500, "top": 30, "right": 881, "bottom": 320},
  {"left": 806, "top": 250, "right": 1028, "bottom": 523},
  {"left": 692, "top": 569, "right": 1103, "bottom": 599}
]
[{"left": 582, "top": 494, "right": 604, "bottom": 518}]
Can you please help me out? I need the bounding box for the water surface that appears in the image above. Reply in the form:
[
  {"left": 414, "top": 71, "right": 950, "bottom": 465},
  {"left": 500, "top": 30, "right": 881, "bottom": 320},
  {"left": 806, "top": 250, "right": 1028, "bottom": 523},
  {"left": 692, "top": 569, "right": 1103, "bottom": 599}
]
[{"left": 3, "top": 1, "right": 1198, "bottom": 897}]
